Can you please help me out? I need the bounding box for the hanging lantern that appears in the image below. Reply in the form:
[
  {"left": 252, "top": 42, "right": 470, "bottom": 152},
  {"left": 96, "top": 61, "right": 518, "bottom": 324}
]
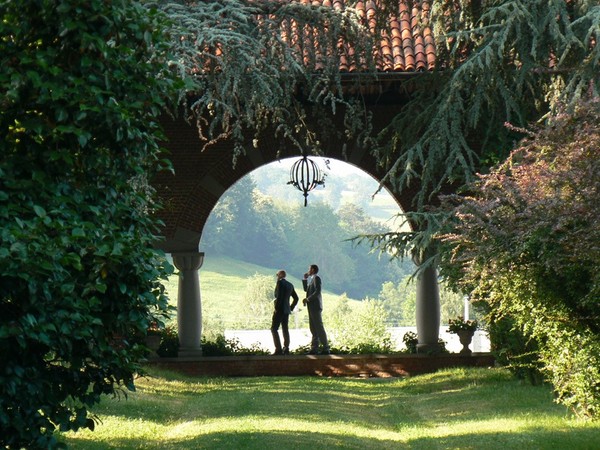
[{"left": 287, "top": 155, "right": 325, "bottom": 206}]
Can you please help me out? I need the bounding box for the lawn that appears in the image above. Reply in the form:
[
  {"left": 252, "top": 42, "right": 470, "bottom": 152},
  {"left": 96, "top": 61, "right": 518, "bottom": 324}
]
[{"left": 61, "top": 367, "right": 600, "bottom": 449}]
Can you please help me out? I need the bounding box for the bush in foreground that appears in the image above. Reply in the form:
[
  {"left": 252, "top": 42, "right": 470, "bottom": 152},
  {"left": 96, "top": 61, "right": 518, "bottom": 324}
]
[
  {"left": 0, "top": 1, "right": 177, "bottom": 447},
  {"left": 441, "top": 98, "right": 600, "bottom": 418}
]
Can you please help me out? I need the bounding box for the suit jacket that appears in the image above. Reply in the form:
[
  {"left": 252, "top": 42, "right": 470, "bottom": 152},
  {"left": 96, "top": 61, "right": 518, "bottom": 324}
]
[
  {"left": 302, "top": 275, "right": 323, "bottom": 310},
  {"left": 274, "top": 278, "right": 299, "bottom": 315}
]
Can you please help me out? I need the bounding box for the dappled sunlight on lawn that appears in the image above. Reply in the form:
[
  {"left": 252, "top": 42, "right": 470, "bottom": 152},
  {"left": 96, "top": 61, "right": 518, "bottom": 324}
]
[
  {"left": 62, "top": 367, "right": 600, "bottom": 450},
  {"left": 67, "top": 416, "right": 413, "bottom": 449},
  {"left": 164, "top": 417, "right": 409, "bottom": 441},
  {"left": 63, "top": 410, "right": 600, "bottom": 450}
]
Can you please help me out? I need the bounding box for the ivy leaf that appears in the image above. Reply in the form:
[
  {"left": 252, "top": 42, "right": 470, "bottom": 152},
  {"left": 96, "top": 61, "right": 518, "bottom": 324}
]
[
  {"left": 33, "top": 205, "right": 46, "bottom": 218},
  {"left": 71, "top": 228, "right": 85, "bottom": 237}
]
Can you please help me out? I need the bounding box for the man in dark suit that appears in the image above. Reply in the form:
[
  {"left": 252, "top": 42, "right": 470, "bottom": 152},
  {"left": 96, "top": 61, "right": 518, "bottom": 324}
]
[
  {"left": 302, "top": 264, "right": 330, "bottom": 355},
  {"left": 271, "top": 270, "right": 299, "bottom": 355}
]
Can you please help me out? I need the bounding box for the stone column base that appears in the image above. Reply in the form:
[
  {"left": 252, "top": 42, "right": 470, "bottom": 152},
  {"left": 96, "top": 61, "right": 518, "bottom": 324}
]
[
  {"left": 417, "top": 343, "right": 442, "bottom": 354},
  {"left": 178, "top": 347, "right": 203, "bottom": 358}
]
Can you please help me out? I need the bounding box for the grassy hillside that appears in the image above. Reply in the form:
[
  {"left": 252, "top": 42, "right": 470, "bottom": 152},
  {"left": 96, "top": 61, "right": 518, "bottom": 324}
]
[{"left": 163, "top": 255, "right": 363, "bottom": 333}]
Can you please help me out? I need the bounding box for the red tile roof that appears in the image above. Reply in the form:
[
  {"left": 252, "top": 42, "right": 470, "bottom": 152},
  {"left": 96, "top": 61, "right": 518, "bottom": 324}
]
[{"left": 282, "top": 0, "right": 436, "bottom": 73}]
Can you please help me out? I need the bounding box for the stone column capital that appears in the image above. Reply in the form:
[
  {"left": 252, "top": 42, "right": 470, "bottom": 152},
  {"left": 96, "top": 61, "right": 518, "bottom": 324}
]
[{"left": 172, "top": 252, "right": 205, "bottom": 271}]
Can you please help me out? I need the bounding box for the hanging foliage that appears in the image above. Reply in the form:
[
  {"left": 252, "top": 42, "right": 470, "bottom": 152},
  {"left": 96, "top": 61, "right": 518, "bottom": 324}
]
[
  {"left": 158, "top": 0, "right": 379, "bottom": 160},
  {"left": 356, "top": 0, "right": 600, "bottom": 259}
]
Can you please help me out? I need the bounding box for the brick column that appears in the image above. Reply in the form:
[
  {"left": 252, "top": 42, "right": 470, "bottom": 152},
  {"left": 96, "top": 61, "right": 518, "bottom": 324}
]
[{"left": 172, "top": 252, "right": 204, "bottom": 357}]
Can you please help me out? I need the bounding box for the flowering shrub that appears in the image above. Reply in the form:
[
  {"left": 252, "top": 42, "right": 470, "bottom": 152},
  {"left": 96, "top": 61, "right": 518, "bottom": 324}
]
[{"left": 440, "top": 98, "right": 600, "bottom": 418}]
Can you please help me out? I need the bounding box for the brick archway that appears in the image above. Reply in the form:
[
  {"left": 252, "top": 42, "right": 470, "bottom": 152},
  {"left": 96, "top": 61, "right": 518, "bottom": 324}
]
[
  {"left": 152, "top": 101, "right": 440, "bottom": 357},
  {"left": 148, "top": 0, "right": 444, "bottom": 357},
  {"left": 154, "top": 102, "right": 419, "bottom": 254}
]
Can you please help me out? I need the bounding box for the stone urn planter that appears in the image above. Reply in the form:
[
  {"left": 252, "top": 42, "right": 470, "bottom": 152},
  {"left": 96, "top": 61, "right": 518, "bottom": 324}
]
[
  {"left": 457, "top": 329, "right": 475, "bottom": 355},
  {"left": 448, "top": 316, "right": 478, "bottom": 356}
]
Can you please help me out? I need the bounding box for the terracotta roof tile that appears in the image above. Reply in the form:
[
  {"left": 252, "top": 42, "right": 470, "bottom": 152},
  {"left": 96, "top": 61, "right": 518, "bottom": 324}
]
[
  {"left": 286, "top": 0, "right": 436, "bottom": 73},
  {"left": 201, "top": 1, "right": 435, "bottom": 74}
]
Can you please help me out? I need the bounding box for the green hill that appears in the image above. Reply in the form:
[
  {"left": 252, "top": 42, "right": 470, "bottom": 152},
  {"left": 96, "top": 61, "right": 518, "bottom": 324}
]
[{"left": 163, "top": 255, "right": 363, "bottom": 333}]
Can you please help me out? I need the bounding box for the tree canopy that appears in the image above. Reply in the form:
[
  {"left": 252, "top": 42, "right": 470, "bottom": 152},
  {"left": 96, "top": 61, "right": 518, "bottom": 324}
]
[
  {"left": 359, "top": 0, "right": 600, "bottom": 259},
  {"left": 380, "top": 0, "right": 600, "bottom": 200}
]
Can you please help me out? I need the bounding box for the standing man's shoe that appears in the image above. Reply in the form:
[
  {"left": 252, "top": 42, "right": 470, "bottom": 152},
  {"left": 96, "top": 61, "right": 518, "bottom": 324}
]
[
  {"left": 273, "top": 350, "right": 283, "bottom": 355},
  {"left": 283, "top": 348, "right": 290, "bottom": 355},
  {"left": 307, "top": 349, "right": 318, "bottom": 355}
]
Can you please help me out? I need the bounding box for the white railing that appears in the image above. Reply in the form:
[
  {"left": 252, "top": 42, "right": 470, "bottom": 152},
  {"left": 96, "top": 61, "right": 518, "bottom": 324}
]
[{"left": 224, "top": 327, "right": 491, "bottom": 353}]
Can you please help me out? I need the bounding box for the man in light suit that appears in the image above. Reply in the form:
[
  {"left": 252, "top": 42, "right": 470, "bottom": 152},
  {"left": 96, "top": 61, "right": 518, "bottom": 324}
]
[
  {"left": 302, "top": 264, "right": 330, "bottom": 355},
  {"left": 271, "top": 270, "right": 299, "bottom": 355}
]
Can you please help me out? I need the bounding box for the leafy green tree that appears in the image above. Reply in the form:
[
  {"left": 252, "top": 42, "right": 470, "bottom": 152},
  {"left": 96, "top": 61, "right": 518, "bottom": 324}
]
[
  {"left": 377, "top": 276, "right": 476, "bottom": 327},
  {"left": 234, "top": 274, "right": 275, "bottom": 329},
  {"left": 347, "top": 2, "right": 599, "bottom": 415},
  {"left": 377, "top": 279, "right": 416, "bottom": 326},
  {"left": 439, "top": 282, "right": 469, "bottom": 325},
  {"left": 327, "top": 296, "right": 394, "bottom": 353},
  {"left": 338, "top": 203, "right": 408, "bottom": 298},
  {"left": 0, "top": 1, "right": 178, "bottom": 446},
  {"left": 377, "top": 282, "right": 403, "bottom": 326},
  {"left": 248, "top": 192, "right": 290, "bottom": 269},
  {"left": 440, "top": 98, "right": 600, "bottom": 418},
  {"left": 202, "top": 177, "right": 258, "bottom": 260},
  {"left": 288, "top": 201, "right": 356, "bottom": 293}
]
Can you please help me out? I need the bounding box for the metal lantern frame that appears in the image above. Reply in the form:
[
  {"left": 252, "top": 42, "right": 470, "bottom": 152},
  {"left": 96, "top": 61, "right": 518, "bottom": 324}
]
[{"left": 287, "top": 155, "right": 325, "bottom": 206}]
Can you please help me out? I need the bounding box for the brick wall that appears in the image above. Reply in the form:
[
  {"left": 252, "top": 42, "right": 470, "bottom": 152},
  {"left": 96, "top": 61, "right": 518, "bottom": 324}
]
[
  {"left": 148, "top": 353, "right": 495, "bottom": 378},
  {"left": 153, "top": 103, "right": 420, "bottom": 252}
]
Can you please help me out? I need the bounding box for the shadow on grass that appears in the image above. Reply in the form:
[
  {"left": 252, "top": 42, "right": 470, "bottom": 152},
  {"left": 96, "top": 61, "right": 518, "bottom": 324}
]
[
  {"left": 87, "top": 376, "right": 423, "bottom": 427},
  {"left": 407, "top": 428, "right": 600, "bottom": 450},
  {"left": 92, "top": 369, "right": 558, "bottom": 428},
  {"left": 64, "top": 429, "right": 407, "bottom": 450},
  {"left": 61, "top": 368, "right": 600, "bottom": 449},
  {"left": 64, "top": 426, "right": 600, "bottom": 450}
]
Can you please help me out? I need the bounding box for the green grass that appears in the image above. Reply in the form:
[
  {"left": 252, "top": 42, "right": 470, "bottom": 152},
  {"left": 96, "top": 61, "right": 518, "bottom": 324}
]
[
  {"left": 163, "top": 255, "right": 364, "bottom": 331},
  {"left": 61, "top": 367, "right": 600, "bottom": 449}
]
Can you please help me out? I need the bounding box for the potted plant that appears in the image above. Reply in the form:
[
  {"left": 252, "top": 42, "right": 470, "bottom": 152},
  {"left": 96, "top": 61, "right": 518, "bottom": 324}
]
[{"left": 448, "top": 316, "right": 478, "bottom": 355}]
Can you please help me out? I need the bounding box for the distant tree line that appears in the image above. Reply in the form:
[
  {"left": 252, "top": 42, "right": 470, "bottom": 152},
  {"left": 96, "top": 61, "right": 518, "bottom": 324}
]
[{"left": 200, "top": 176, "right": 412, "bottom": 300}]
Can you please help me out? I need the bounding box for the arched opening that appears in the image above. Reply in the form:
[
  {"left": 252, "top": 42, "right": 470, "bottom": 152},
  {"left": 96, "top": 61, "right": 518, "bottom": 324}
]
[
  {"left": 195, "top": 157, "right": 415, "bottom": 352},
  {"left": 154, "top": 113, "right": 447, "bottom": 356}
]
